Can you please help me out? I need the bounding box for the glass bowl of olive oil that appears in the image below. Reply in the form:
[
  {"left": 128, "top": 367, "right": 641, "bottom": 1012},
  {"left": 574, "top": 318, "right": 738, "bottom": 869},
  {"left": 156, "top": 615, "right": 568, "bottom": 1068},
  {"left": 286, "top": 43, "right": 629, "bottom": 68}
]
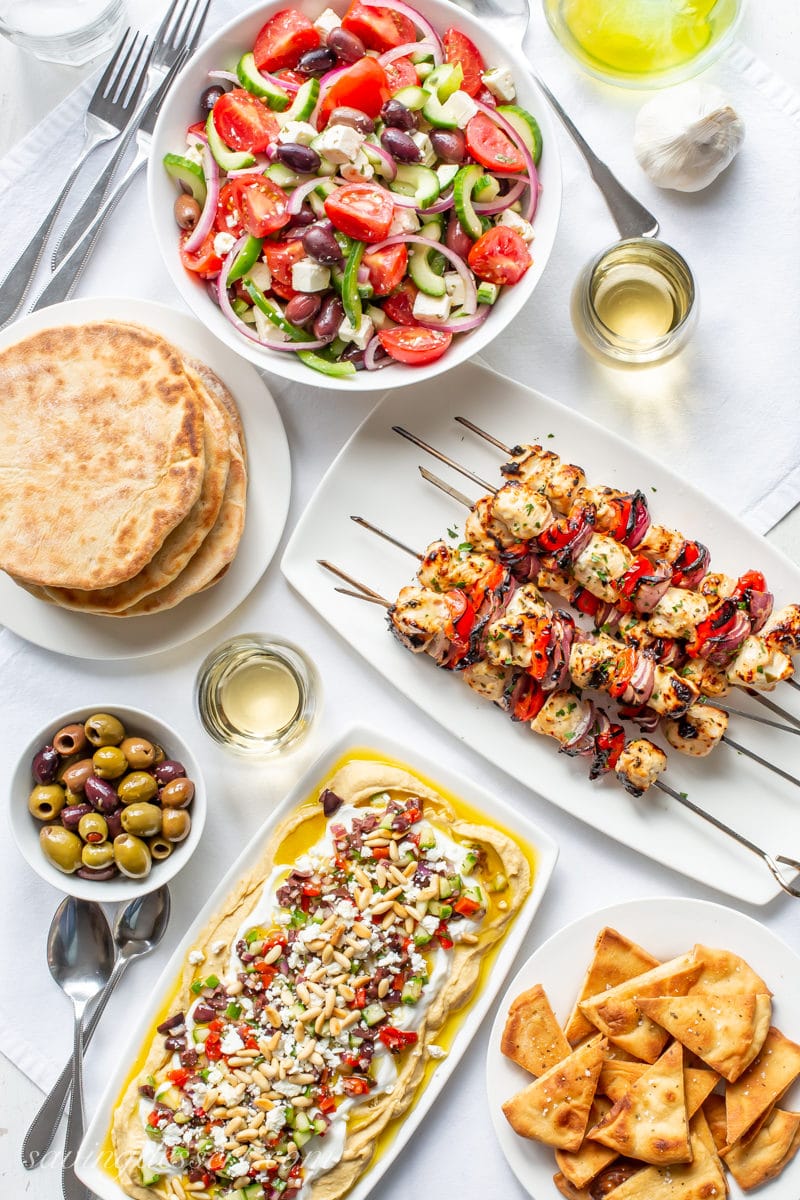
[{"left": 543, "top": 0, "right": 744, "bottom": 88}]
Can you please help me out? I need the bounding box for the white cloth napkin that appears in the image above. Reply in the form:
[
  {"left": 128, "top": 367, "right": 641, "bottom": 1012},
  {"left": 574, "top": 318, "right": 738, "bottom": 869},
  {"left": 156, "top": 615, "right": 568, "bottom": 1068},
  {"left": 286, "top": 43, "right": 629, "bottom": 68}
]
[{"left": 1, "top": 0, "right": 799, "bottom": 1112}]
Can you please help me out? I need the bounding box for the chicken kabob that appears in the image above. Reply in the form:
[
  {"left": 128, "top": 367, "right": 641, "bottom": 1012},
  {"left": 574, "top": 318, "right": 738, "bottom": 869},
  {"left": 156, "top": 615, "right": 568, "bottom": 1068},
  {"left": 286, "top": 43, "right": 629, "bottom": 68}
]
[{"left": 318, "top": 557, "right": 800, "bottom": 899}]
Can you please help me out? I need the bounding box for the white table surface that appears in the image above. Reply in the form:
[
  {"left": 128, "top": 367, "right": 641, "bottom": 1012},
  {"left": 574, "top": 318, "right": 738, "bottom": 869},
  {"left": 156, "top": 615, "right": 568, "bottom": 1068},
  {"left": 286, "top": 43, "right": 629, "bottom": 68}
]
[{"left": 1, "top": 3, "right": 799, "bottom": 1199}]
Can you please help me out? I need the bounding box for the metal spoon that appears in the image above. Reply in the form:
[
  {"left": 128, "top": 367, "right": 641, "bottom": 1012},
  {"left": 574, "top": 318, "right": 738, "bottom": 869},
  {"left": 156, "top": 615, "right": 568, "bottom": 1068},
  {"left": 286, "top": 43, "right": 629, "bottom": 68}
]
[
  {"left": 47, "top": 898, "right": 115, "bottom": 1200},
  {"left": 24, "top": 886, "right": 171, "bottom": 1170}
]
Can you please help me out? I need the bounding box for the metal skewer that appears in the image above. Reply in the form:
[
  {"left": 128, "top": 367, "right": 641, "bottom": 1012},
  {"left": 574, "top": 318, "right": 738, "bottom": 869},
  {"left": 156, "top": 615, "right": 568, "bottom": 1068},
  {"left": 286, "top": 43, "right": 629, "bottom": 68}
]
[{"left": 749, "top": 691, "right": 800, "bottom": 730}]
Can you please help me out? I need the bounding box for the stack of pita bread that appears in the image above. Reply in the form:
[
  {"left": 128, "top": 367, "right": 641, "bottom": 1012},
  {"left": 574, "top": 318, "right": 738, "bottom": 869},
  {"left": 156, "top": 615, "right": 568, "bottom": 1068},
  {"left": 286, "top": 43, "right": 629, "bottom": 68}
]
[
  {"left": 0, "top": 322, "right": 247, "bottom": 617},
  {"left": 500, "top": 928, "right": 800, "bottom": 1197}
]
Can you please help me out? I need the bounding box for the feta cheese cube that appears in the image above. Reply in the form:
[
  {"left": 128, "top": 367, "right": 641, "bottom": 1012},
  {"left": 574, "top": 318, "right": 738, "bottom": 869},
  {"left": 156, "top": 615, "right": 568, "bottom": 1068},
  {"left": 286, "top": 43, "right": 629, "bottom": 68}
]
[
  {"left": 247, "top": 260, "right": 272, "bottom": 292},
  {"left": 338, "top": 312, "right": 375, "bottom": 349},
  {"left": 389, "top": 206, "right": 421, "bottom": 236},
  {"left": 442, "top": 89, "right": 478, "bottom": 129},
  {"left": 498, "top": 208, "right": 535, "bottom": 242},
  {"left": 340, "top": 148, "right": 374, "bottom": 181},
  {"left": 278, "top": 120, "right": 317, "bottom": 145},
  {"left": 312, "top": 123, "right": 364, "bottom": 164},
  {"left": 481, "top": 65, "right": 516, "bottom": 103},
  {"left": 412, "top": 289, "right": 452, "bottom": 321},
  {"left": 410, "top": 130, "right": 437, "bottom": 168},
  {"left": 314, "top": 6, "right": 342, "bottom": 37},
  {"left": 183, "top": 142, "right": 204, "bottom": 166},
  {"left": 291, "top": 258, "right": 331, "bottom": 292},
  {"left": 443, "top": 271, "right": 466, "bottom": 307},
  {"left": 212, "top": 232, "right": 237, "bottom": 258}
]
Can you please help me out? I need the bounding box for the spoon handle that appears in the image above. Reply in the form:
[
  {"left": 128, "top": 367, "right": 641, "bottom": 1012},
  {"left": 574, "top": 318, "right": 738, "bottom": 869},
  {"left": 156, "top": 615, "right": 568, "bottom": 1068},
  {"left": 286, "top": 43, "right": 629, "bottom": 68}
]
[
  {"left": 22, "top": 957, "right": 128, "bottom": 1169},
  {"left": 62, "top": 1002, "right": 92, "bottom": 1200}
]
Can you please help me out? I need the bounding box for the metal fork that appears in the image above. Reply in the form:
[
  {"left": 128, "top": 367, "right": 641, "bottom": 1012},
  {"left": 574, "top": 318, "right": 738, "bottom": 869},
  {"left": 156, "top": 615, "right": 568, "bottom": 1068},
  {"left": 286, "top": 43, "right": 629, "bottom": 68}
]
[
  {"left": 0, "top": 28, "right": 150, "bottom": 328},
  {"left": 29, "top": 50, "right": 190, "bottom": 314},
  {"left": 51, "top": 0, "right": 211, "bottom": 270}
]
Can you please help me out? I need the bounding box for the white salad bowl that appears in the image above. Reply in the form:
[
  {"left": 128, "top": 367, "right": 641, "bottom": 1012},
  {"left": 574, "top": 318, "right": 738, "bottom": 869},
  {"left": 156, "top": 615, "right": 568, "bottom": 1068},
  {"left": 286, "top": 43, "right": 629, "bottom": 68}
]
[{"left": 148, "top": 0, "right": 562, "bottom": 391}]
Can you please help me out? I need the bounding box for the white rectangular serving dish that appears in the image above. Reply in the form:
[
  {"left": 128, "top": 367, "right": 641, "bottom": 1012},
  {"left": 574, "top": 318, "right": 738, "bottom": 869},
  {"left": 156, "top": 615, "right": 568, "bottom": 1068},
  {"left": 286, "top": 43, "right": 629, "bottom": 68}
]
[
  {"left": 281, "top": 360, "right": 800, "bottom": 906},
  {"left": 76, "top": 724, "right": 558, "bottom": 1200}
]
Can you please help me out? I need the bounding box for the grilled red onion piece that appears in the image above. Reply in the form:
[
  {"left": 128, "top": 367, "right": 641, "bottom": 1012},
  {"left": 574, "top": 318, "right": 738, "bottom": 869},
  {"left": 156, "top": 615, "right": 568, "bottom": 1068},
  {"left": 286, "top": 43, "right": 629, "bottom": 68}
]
[
  {"left": 702, "top": 606, "right": 752, "bottom": 665},
  {"left": 620, "top": 655, "right": 655, "bottom": 707},
  {"left": 746, "top": 588, "right": 774, "bottom": 633},
  {"left": 618, "top": 703, "right": 660, "bottom": 732},
  {"left": 625, "top": 492, "right": 651, "bottom": 548},
  {"left": 544, "top": 613, "right": 575, "bottom": 691},
  {"left": 560, "top": 701, "right": 596, "bottom": 757},
  {"left": 672, "top": 540, "right": 710, "bottom": 588}
]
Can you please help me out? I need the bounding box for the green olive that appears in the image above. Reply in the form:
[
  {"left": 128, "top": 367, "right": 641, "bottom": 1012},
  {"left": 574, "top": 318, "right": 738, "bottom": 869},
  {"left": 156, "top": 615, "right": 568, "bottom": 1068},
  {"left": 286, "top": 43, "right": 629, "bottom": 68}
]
[
  {"left": 117, "top": 771, "right": 158, "bottom": 804},
  {"left": 161, "top": 808, "right": 191, "bottom": 842},
  {"left": 149, "top": 836, "right": 173, "bottom": 861},
  {"left": 64, "top": 788, "right": 83, "bottom": 806},
  {"left": 160, "top": 778, "right": 195, "bottom": 809},
  {"left": 78, "top": 812, "right": 108, "bottom": 843},
  {"left": 60, "top": 758, "right": 94, "bottom": 794},
  {"left": 40, "top": 825, "right": 83, "bottom": 874},
  {"left": 152, "top": 743, "right": 166, "bottom": 765},
  {"left": 120, "top": 802, "right": 162, "bottom": 837},
  {"left": 82, "top": 841, "right": 115, "bottom": 869},
  {"left": 29, "top": 783, "right": 67, "bottom": 821},
  {"left": 85, "top": 713, "right": 126, "bottom": 748},
  {"left": 113, "top": 833, "right": 152, "bottom": 879},
  {"left": 120, "top": 736, "right": 156, "bottom": 770},
  {"left": 92, "top": 745, "right": 128, "bottom": 779}
]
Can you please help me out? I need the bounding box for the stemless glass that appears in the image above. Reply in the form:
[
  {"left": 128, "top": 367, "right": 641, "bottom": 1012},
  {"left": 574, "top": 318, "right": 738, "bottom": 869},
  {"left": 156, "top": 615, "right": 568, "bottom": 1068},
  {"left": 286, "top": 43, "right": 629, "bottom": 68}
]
[{"left": 0, "top": 0, "right": 126, "bottom": 66}]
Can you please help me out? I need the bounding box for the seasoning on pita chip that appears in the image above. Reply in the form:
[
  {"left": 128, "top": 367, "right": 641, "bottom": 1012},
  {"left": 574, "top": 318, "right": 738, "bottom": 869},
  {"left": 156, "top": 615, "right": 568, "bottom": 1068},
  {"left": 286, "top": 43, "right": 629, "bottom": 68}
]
[
  {"left": 564, "top": 928, "right": 660, "bottom": 1046},
  {"left": 579, "top": 955, "right": 703, "bottom": 1062},
  {"left": 691, "top": 945, "right": 770, "bottom": 999},
  {"left": 600, "top": 1059, "right": 718, "bottom": 1118},
  {"left": 501, "top": 1035, "right": 607, "bottom": 1151},
  {"left": 724, "top": 1108, "right": 800, "bottom": 1190},
  {"left": 555, "top": 1098, "right": 618, "bottom": 1189},
  {"left": 501, "top": 983, "right": 571, "bottom": 1076},
  {"left": 637, "top": 992, "right": 772, "bottom": 1083},
  {"left": 726, "top": 1027, "right": 800, "bottom": 1146},
  {"left": 588, "top": 1041, "right": 691, "bottom": 1165}
]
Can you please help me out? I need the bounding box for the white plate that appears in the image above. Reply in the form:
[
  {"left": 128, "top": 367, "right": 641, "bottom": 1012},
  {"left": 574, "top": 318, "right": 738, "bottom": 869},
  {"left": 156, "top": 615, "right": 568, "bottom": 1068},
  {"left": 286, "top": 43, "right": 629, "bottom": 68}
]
[
  {"left": 0, "top": 297, "right": 290, "bottom": 659},
  {"left": 486, "top": 896, "right": 800, "bottom": 1200},
  {"left": 281, "top": 359, "right": 800, "bottom": 905},
  {"left": 76, "top": 723, "right": 558, "bottom": 1200}
]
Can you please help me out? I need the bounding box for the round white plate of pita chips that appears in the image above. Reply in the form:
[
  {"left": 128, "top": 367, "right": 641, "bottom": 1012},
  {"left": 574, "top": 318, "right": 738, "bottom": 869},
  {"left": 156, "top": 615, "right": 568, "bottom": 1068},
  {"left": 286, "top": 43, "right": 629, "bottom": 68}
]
[
  {"left": 486, "top": 897, "right": 800, "bottom": 1200},
  {"left": 0, "top": 297, "right": 290, "bottom": 659}
]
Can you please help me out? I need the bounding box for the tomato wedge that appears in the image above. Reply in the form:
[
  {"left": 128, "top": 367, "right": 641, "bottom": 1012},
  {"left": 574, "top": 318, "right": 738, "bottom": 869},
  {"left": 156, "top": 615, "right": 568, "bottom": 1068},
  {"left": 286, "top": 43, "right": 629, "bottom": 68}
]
[
  {"left": 383, "top": 278, "right": 418, "bottom": 325},
  {"left": 317, "top": 56, "right": 390, "bottom": 128},
  {"left": 263, "top": 238, "right": 305, "bottom": 299},
  {"left": 378, "top": 326, "right": 452, "bottom": 365},
  {"left": 180, "top": 230, "right": 222, "bottom": 278},
  {"left": 324, "top": 182, "right": 394, "bottom": 243},
  {"left": 362, "top": 243, "right": 408, "bottom": 296},
  {"left": 253, "top": 8, "right": 319, "bottom": 72},
  {"left": 468, "top": 225, "right": 531, "bottom": 285},
  {"left": 384, "top": 55, "right": 418, "bottom": 93},
  {"left": 341, "top": 1, "right": 415, "bottom": 51},
  {"left": 465, "top": 111, "right": 525, "bottom": 173},
  {"left": 443, "top": 28, "right": 485, "bottom": 98},
  {"left": 212, "top": 89, "right": 279, "bottom": 153}
]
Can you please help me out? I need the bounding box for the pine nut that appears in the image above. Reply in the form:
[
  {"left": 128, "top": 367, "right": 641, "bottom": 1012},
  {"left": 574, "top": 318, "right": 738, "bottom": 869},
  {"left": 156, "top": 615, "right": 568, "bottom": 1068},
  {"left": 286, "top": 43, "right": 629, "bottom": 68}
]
[
  {"left": 322, "top": 943, "right": 334, "bottom": 963},
  {"left": 226, "top": 979, "right": 244, "bottom": 996},
  {"left": 264, "top": 944, "right": 282, "bottom": 964},
  {"left": 378, "top": 977, "right": 391, "bottom": 998},
  {"left": 225, "top": 1116, "right": 245, "bottom": 1135},
  {"left": 265, "top": 1005, "right": 282, "bottom": 1028}
]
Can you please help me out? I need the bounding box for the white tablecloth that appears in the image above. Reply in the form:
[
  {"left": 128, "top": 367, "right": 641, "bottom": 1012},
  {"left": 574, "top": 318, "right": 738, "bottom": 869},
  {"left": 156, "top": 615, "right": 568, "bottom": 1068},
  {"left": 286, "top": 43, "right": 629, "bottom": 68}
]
[{"left": 1, "top": 3, "right": 800, "bottom": 1198}]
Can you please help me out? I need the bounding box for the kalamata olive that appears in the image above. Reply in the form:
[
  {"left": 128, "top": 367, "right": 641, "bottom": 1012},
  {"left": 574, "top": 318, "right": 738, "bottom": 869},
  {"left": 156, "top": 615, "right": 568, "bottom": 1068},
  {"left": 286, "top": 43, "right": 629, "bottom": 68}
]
[
  {"left": 381, "top": 127, "right": 422, "bottom": 163},
  {"left": 154, "top": 759, "right": 186, "bottom": 786},
  {"left": 61, "top": 757, "right": 95, "bottom": 794},
  {"left": 164, "top": 1034, "right": 187, "bottom": 1051},
  {"left": 162, "top": 808, "right": 191, "bottom": 842},
  {"left": 120, "top": 736, "right": 156, "bottom": 770},
  {"left": 79, "top": 812, "right": 108, "bottom": 844},
  {"left": 157, "top": 1011, "right": 185, "bottom": 1034},
  {"left": 327, "top": 27, "right": 365, "bottom": 63},
  {"left": 160, "top": 778, "right": 195, "bottom": 809},
  {"left": 138, "top": 1084, "right": 156, "bottom": 1099},
  {"left": 174, "top": 193, "right": 201, "bottom": 231},
  {"left": 192, "top": 1003, "right": 216, "bottom": 1024},
  {"left": 313, "top": 293, "right": 345, "bottom": 339},
  {"left": 328, "top": 106, "right": 374, "bottom": 135},
  {"left": 297, "top": 45, "right": 337, "bottom": 74},
  {"left": 180, "top": 1048, "right": 199, "bottom": 1069},
  {"left": 84, "top": 775, "right": 119, "bottom": 814},
  {"left": 275, "top": 141, "right": 321, "bottom": 174},
  {"left": 113, "top": 833, "right": 152, "bottom": 879},
  {"left": 53, "top": 724, "right": 87, "bottom": 756},
  {"left": 285, "top": 293, "right": 322, "bottom": 326},
  {"left": 31, "top": 744, "right": 59, "bottom": 785},
  {"left": 118, "top": 771, "right": 159, "bottom": 804},
  {"left": 92, "top": 745, "right": 127, "bottom": 779},
  {"left": 149, "top": 836, "right": 173, "bottom": 861},
  {"left": 85, "top": 713, "right": 125, "bottom": 747},
  {"left": 29, "top": 783, "right": 66, "bottom": 821},
  {"left": 430, "top": 128, "right": 467, "bottom": 164},
  {"left": 445, "top": 211, "right": 473, "bottom": 259},
  {"left": 302, "top": 223, "right": 344, "bottom": 266},
  {"left": 199, "top": 84, "right": 225, "bottom": 113},
  {"left": 40, "top": 826, "right": 83, "bottom": 874},
  {"left": 320, "top": 788, "right": 343, "bottom": 816},
  {"left": 340, "top": 344, "right": 366, "bottom": 370},
  {"left": 105, "top": 808, "right": 124, "bottom": 840},
  {"left": 285, "top": 204, "right": 316, "bottom": 230},
  {"left": 76, "top": 864, "right": 119, "bottom": 881},
  {"left": 381, "top": 98, "right": 417, "bottom": 131},
  {"left": 61, "top": 802, "right": 93, "bottom": 831}
]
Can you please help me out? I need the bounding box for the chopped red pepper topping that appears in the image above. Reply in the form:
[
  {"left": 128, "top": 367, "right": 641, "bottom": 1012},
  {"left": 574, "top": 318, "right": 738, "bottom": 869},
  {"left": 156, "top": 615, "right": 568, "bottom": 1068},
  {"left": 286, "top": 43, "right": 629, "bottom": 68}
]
[
  {"left": 378, "top": 1026, "right": 419, "bottom": 1053},
  {"left": 453, "top": 895, "right": 482, "bottom": 917},
  {"left": 341, "top": 1076, "right": 371, "bottom": 1096}
]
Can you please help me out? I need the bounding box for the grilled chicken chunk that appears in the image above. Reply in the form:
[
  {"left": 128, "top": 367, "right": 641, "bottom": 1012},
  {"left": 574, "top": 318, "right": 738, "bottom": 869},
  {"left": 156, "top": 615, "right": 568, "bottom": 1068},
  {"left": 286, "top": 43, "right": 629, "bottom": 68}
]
[{"left": 665, "top": 704, "right": 728, "bottom": 756}]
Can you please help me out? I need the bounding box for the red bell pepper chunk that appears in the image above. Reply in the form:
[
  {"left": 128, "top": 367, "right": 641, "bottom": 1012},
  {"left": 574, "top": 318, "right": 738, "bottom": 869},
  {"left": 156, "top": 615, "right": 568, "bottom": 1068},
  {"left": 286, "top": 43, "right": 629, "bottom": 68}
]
[
  {"left": 208, "top": 1151, "right": 227, "bottom": 1171},
  {"left": 319, "top": 1093, "right": 337, "bottom": 1113},
  {"left": 593, "top": 724, "right": 625, "bottom": 771},
  {"left": 378, "top": 1025, "right": 419, "bottom": 1053},
  {"left": 167, "top": 1067, "right": 190, "bottom": 1087},
  {"left": 342, "top": 1076, "right": 371, "bottom": 1095},
  {"left": 453, "top": 895, "right": 482, "bottom": 917},
  {"left": 606, "top": 646, "right": 637, "bottom": 699}
]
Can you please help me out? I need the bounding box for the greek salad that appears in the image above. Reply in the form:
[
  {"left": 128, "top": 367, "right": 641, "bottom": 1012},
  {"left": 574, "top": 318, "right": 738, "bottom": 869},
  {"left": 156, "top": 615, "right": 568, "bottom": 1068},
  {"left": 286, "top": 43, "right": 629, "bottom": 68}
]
[{"left": 164, "top": 1, "right": 543, "bottom": 378}]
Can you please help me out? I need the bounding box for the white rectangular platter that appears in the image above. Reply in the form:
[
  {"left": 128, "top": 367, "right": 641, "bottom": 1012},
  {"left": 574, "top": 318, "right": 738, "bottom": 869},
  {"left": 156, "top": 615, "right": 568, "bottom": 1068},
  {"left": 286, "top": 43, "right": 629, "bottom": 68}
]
[
  {"left": 282, "top": 360, "right": 800, "bottom": 906},
  {"left": 76, "top": 724, "right": 558, "bottom": 1200}
]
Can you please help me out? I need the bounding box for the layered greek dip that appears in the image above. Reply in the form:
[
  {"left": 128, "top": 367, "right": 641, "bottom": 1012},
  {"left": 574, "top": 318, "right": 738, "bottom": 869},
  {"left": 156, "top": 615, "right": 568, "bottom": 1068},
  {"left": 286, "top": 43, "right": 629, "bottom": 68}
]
[
  {"left": 113, "top": 762, "right": 530, "bottom": 1200},
  {"left": 164, "top": 2, "right": 543, "bottom": 378}
]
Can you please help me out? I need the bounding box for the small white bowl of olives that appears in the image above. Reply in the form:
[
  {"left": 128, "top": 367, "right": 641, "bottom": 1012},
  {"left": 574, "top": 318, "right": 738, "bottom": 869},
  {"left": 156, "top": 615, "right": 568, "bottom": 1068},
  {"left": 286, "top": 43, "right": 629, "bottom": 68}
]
[{"left": 10, "top": 706, "right": 206, "bottom": 901}]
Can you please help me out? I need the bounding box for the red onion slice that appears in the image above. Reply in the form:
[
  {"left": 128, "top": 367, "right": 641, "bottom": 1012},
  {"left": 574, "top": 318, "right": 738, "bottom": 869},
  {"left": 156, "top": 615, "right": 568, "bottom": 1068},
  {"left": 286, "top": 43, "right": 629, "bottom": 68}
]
[
  {"left": 702, "top": 609, "right": 752, "bottom": 665},
  {"left": 473, "top": 179, "right": 526, "bottom": 215},
  {"left": 208, "top": 69, "right": 238, "bottom": 84},
  {"left": 363, "top": 0, "right": 442, "bottom": 63},
  {"left": 379, "top": 40, "right": 435, "bottom": 66},
  {"left": 364, "top": 334, "right": 392, "bottom": 370},
  {"left": 364, "top": 142, "right": 398, "bottom": 182},
  {"left": 625, "top": 492, "right": 651, "bottom": 549},
  {"left": 622, "top": 655, "right": 655, "bottom": 707},
  {"left": 633, "top": 561, "right": 673, "bottom": 613},
  {"left": 419, "top": 187, "right": 455, "bottom": 215},
  {"left": 368, "top": 232, "right": 476, "bottom": 312},
  {"left": 416, "top": 306, "right": 490, "bottom": 333},
  {"left": 473, "top": 99, "right": 539, "bottom": 222},
  {"left": 182, "top": 143, "right": 219, "bottom": 255},
  {"left": 287, "top": 176, "right": 321, "bottom": 214},
  {"left": 748, "top": 589, "right": 774, "bottom": 634}
]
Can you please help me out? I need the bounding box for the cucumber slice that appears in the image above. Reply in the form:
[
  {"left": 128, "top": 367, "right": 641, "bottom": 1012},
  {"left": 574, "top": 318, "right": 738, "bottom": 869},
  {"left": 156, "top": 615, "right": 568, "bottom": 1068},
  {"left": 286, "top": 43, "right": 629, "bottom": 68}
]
[
  {"left": 140, "top": 1167, "right": 162, "bottom": 1187},
  {"left": 422, "top": 90, "right": 458, "bottom": 130},
  {"left": 409, "top": 243, "right": 446, "bottom": 297},
  {"left": 163, "top": 153, "right": 207, "bottom": 206},
  {"left": 363, "top": 1002, "right": 386, "bottom": 1027},
  {"left": 283, "top": 77, "right": 320, "bottom": 123},
  {"left": 424, "top": 62, "right": 463, "bottom": 101},
  {"left": 236, "top": 52, "right": 290, "bottom": 110},
  {"left": 205, "top": 111, "right": 255, "bottom": 171},
  {"left": 227, "top": 235, "right": 263, "bottom": 284},
  {"left": 314, "top": 177, "right": 337, "bottom": 199},
  {"left": 473, "top": 173, "right": 500, "bottom": 202},
  {"left": 415, "top": 61, "right": 434, "bottom": 81},
  {"left": 497, "top": 103, "right": 543, "bottom": 166},
  {"left": 265, "top": 161, "right": 303, "bottom": 189},
  {"left": 390, "top": 164, "right": 440, "bottom": 208},
  {"left": 436, "top": 163, "right": 459, "bottom": 190},
  {"left": 453, "top": 164, "right": 484, "bottom": 240},
  {"left": 391, "top": 85, "right": 427, "bottom": 110},
  {"left": 308, "top": 192, "right": 327, "bottom": 218}
]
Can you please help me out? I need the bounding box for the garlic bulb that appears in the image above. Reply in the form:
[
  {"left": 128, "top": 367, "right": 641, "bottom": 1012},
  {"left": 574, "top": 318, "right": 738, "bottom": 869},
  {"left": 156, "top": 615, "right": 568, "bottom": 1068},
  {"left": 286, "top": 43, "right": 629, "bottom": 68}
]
[{"left": 633, "top": 83, "right": 745, "bottom": 192}]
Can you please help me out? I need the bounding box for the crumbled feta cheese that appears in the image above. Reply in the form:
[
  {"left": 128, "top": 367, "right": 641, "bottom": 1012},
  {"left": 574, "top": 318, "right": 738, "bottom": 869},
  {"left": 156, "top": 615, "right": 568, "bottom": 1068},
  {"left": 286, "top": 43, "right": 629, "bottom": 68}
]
[
  {"left": 442, "top": 89, "right": 478, "bottom": 129},
  {"left": 312, "top": 123, "right": 364, "bottom": 164},
  {"left": 412, "top": 289, "right": 452, "bottom": 321},
  {"left": 314, "top": 6, "right": 341, "bottom": 37},
  {"left": 210, "top": 1124, "right": 227, "bottom": 1149},
  {"left": 278, "top": 120, "right": 318, "bottom": 145},
  {"left": 273, "top": 1079, "right": 304, "bottom": 1097},
  {"left": 206, "top": 1066, "right": 223, "bottom": 1084},
  {"left": 213, "top": 231, "right": 237, "bottom": 258},
  {"left": 183, "top": 142, "right": 204, "bottom": 166},
  {"left": 162, "top": 1122, "right": 184, "bottom": 1146},
  {"left": 338, "top": 312, "right": 374, "bottom": 349},
  {"left": 187, "top": 949, "right": 205, "bottom": 965},
  {"left": 265, "top": 1106, "right": 287, "bottom": 1132},
  {"left": 219, "top": 1028, "right": 245, "bottom": 1055},
  {"left": 340, "top": 148, "right": 374, "bottom": 181},
  {"left": 294, "top": 853, "right": 315, "bottom": 874},
  {"left": 335, "top": 898, "right": 359, "bottom": 920},
  {"left": 211, "top": 939, "right": 227, "bottom": 955},
  {"left": 420, "top": 914, "right": 440, "bottom": 935},
  {"left": 481, "top": 65, "right": 516, "bottom": 103},
  {"left": 410, "top": 130, "right": 436, "bottom": 168},
  {"left": 218, "top": 1081, "right": 243, "bottom": 1105},
  {"left": 498, "top": 208, "right": 534, "bottom": 242},
  {"left": 291, "top": 258, "right": 331, "bottom": 292},
  {"left": 443, "top": 272, "right": 466, "bottom": 307},
  {"left": 427, "top": 1044, "right": 448, "bottom": 1059}
]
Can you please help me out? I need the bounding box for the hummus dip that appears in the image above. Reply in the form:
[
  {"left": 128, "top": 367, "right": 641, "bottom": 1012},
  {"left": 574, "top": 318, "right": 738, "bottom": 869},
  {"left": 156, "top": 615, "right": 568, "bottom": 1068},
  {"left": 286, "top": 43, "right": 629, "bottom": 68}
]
[{"left": 113, "top": 760, "right": 531, "bottom": 1200}]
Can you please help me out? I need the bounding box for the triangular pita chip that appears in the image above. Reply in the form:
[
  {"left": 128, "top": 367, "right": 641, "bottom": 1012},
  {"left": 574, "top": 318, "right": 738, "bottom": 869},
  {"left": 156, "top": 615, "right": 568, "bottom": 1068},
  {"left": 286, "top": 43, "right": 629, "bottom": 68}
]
[
  {"left": 724, "top": 1108, "right": 800, "bottom": 1190},
  {"left": 553, "top": 1173, "right": 590, "bottom": 1199},
  {"left": 691, "top": 945, "right": 770, "bottom": 998},
  {"left": 555, "top": 1098, "right": 618, "bottom": 1189},
  {"left": 726, "top": 1027, "right": 800, "bottom": 1146},
  {"left": 600, "top": 1059, "right": 717, "bottom": 1117},
  {"left": 501, "top": 983, "right": 571, "bottom": 1076},
  {"left": 597, "top": 1130, "right": 727, "bottom": 1200},
  {"left": 564, "top": 928, "right": 660, "bottom": 1045},
  {"left": 588, "top": 1042, "right": 691, "bottom": 1165},
  {"left": 501, "top": 1035, "right": 606, "bottom": 1151},
  {"left": 703, "top": 1093, "right": 729, "bottom": 1154},
  {"left": 580, "top": 954, "right": 703, "bottom": 1062},
  {"left": 637, "top": 993, "right": 772, "bottom": 1082}
]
